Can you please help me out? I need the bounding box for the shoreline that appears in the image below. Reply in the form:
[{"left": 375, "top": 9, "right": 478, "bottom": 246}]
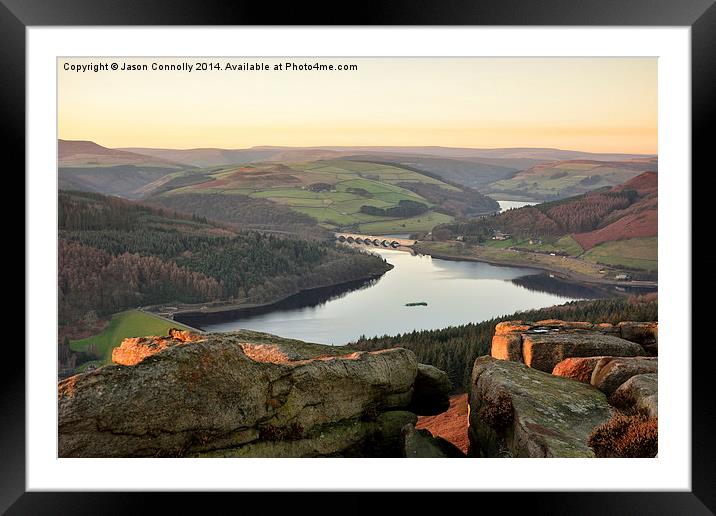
[
  {"left": 157, "top": 264, "right": 394, "bottom": 327},
  {"left": 149, "top": 239, "right": 656, "bottom": 330},
  {"left": 414, "top": 243, "right": 658, "bottom": 290}
]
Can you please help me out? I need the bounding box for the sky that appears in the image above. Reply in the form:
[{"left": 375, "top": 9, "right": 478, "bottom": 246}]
[{"left": 58, "top": 57, "right": 657, "bottom": 154}]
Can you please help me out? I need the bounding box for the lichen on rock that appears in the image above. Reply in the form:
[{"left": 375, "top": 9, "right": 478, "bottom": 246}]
[{"left": 58, "top": 329, "right": 452, "bottom": 458}]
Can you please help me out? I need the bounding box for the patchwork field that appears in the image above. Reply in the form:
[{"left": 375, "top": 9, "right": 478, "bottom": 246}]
[
  {"left": 356, "top": 211, "right": 454, "bottom": 234},
  {"left": 154, "top": 160, "right": 469, "bottom": 233},
  {"left": 582, "top": 237, "right": 658, "bottom": 272},
  {"left": 69, "top": 310, "right": 195, "bottom": 368}
]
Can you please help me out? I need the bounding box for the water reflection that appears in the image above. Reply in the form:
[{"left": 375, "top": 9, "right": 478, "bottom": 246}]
[
  {"left": 510, "top": 273, "right": 606, "bottom": 299},
  {"left": 193, "top": 249, "right": 599, "bottom": 345}
]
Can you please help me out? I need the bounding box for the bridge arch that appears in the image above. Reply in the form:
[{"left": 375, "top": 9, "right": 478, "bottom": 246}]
[{"left": 334, "top": 232, "right": 416, "bottom": 249}]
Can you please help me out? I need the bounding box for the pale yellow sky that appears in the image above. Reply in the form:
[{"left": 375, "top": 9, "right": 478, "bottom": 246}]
[{"left": 58, "top": 57, "right": 657, "bottom": 154}]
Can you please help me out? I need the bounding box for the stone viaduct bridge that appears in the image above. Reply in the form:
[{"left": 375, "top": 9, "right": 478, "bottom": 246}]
[{"left": 334, "top": 232, "right": 416, "bottom": 248}]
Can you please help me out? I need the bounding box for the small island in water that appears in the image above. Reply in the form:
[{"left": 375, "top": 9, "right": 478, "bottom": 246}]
[{"left": 405, "top": 302, "right": 428, "bottom": 307}]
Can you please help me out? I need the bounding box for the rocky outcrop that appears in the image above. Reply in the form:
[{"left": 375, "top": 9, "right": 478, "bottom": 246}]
[
  {"left": 416, "top": 393, "right": 469, "bottom": 454},
  {"left": 468, "top": 356, "right": 613, "bottom": 458},
  {"left": 196, "top": 411, "right": 417, "bottom": 458},
  {"left": 491, "top": 322, "right": 531, "bottom": 362},
  {"left": 522, "top": 333, "right": 643, "bottom": 372},
  {"left": 408, "top": 364, "right": 452, "bottom": 415},
  {"left": 58, "top": 330, "right": 451, "bottom": 458},
  {"left": 611, "top": 373, "right": 658, "bottom": 419},
  {"left": 111, "top": 328, "right": 202, "bottom": 366},
  {"left": 401, "top": 424, "right": 464, "bottom": 458},
  {"left": 491, "top": 320, "right": 646, "bottom": 372},
  {"left": 590, "top": 356, "right": 658, "bottom": 396},
  {"left": 618, "top": 322, "right": 658, "bottom": 355},
  {"left": 552, "top": 356, "right": 607, "bottom": 383},
  {"left": 474, "top": 320, "right": 658, "bottom": 458}
]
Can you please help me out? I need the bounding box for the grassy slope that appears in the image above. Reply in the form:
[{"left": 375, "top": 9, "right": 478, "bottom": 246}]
[
  {"left": 70, "top": 310, "right": 195, "bottom": 366},
  {"left": 582, "top": 237, "right": 658, "bottom": 271},
  {"left": 357, "top": 211, "right": 453, "bottom": 234},
  {"left": 485, "top": 235, "right": 583, "bottom": 257},
  {"left": 486, "top": 159, "right": 656, "bottom": 201},
  {"left": 159, "top": 160, "right": 458, "bottom": 233},
  {"left": 420, "top": 241, "right": 609, "bottom": 280}
]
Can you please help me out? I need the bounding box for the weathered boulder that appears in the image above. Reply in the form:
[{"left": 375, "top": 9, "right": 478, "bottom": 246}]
[
  {"left": 195, "top": 411, "right": 417, "bottom": 458},
  {"left": 610, "top": 373, "right": 658, "bottom": 419},
  {"left": 469, "top": 356, "right": 613, "bottom": 458},
  {"left": 491, "top": 320, "right": 647, "bottom": 372},
  {"left": 59, "top": 330, "right": 425, "bottom": 457},
  {"left": 534, "top": 319, "right": 595, "bottom": 330},
  {"left": 491, "top": 321, "right": 530, "bottom": 362},
  {"left": 111, "top": 328, "right": 203, "bottom": 366},
  {"left": 551, "top": 356, "right": 608, "bottom": 383},
  {"left": 618, "top": 322, "right": 658, "bottom": 355},
  {"left": 491, "top": 333, "right": 524, "bottom": 362},
  {"left": 523, "top": 333, "right": 644, "bottom": 373},
  {"left": 591, "top": 357, "right": 658, "bottom": 396},
  {"left": 401, "top": 424, "right": 465, "bottom": 458},
  {"left": 408, "top": 363, "right": 452, "bottom": 415}
]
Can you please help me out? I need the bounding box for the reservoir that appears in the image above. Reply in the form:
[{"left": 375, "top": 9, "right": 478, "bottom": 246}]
[
  {"left": 200, "top": 248, "right": 603, "bottom": 345},
  {"left": 497, "top": 199, "right": 538, "bottom": 212}
]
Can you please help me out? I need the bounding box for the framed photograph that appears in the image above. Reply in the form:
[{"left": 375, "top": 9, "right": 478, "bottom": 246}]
[{"left": 8, "top": 0, "right": 711, "bottom": 512}]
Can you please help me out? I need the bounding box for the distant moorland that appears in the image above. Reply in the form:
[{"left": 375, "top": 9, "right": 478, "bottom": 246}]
[{"left": 59, "top": 140, "right": 657, "bottom": 236}]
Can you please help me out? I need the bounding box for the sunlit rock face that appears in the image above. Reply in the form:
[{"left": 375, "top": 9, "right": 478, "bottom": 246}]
[
  {"left": 58, "top": 330, "right": 451, "bottom": 458},
  {"left": 470, "top": 320, "right": 658, "bottom": 458},
  {"left": 490, "top": 320, "right": 649, "bottom": 372},
  {"left": 552, "top": 356, "right": 607, "bottom": 383},
  {"left": 111, "top": 328, "right": 204, "bottom": 366},
  {"left": 590, "top": 356, "right": 658, "bottom": 397}
]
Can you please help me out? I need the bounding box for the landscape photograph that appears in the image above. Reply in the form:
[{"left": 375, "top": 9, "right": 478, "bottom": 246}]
[{"left": 57, "top": 57, "right": 658, "bottom": 459}]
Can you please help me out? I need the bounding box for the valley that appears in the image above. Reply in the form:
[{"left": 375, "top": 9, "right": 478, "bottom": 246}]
[{"left": 57, "top": 140, "right": 658, "bottom": 389}]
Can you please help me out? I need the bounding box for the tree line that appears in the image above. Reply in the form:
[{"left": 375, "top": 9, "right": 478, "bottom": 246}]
[
  {"left": 434, "top": 189, "right": 641, "bottom": 242},
  {"left": 360, "top": 199, "right": 429, "bottom": 218},
  {"left": 352, "top": 296, "right": 658, "bottom": 392},
  {"left": 59, "top": 190, "right": 389, "bottom": 328}
]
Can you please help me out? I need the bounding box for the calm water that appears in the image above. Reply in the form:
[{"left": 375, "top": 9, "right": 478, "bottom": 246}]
[
  {"left": 497, "top": 199, "right": 538, "bottom": 212},
  {"left": 200, "top": 248, "right": 600, "bottom": 345}
]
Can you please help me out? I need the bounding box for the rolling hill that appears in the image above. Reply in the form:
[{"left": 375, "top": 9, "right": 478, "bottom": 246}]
[
  {"left": 434, "top": 172, "right": 658, "bottom": 272},
  {"left": 147, "top": 159, "right": 500, "bottom": 234},
  {"left": 59, "top": 140, "right": 192, "bottom": 199},
  {"left": 58, "top": 140, "right": 656, "bottom": 234},
  {"left": 340, "top": 154, "right": 522, "bottom": 189},
  {"left": 59, "top": 190, "right": 390, "bottom": 325},
  {"left": 124, "top": 143, "right": 653, "bottom": 169},
  {"left": 484, "top": 158, "right": 658, "bottom": 201},
  {"left": 59, "top": 139, "right": 186, "bottom": 168}
]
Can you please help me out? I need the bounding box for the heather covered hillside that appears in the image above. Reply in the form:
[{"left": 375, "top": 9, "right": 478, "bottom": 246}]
[{"left": 431, "top": 172, "right": 657, "bottom": 273}]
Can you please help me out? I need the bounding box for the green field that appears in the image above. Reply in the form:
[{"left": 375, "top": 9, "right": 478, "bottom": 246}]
[
  {"left": 582, "top": 237, "right": 658, "bottom": 271},
  {"left": 156, "top": 160, "right": 462, "bottom": 233},
  {"left": 70, "top": 310, "right": 196, "bottom": 367},
  {"left": 486, "top": 235, "right": 583, "bottom": 256},
  {"left": 356, "top": 211, "right": 453, "bottom": 234}
]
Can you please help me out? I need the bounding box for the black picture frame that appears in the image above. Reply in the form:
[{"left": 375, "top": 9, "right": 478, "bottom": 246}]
[{"left": 5, "top": 0, "right": 710, "bottom": 513}]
